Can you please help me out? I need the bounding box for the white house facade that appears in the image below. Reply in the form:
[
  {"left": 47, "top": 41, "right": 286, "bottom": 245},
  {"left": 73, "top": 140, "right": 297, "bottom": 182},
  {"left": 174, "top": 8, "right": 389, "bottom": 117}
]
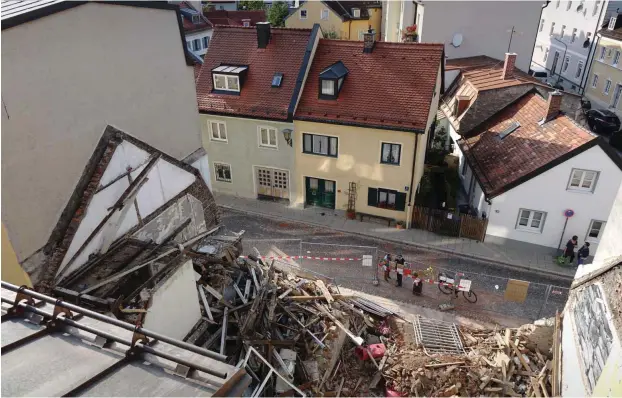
[
  {"left": 470, "top": 144, "right": 622, "bottom": 253},
  {"left": 531, "top": 0, "right": 622, "bottom": 93},
  {"left": 382, "top": 1, "right": 542, "bottom": 72}
]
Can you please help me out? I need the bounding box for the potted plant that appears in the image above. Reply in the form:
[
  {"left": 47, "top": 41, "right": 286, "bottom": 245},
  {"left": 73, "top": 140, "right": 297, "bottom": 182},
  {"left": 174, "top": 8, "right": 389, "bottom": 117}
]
[
  {"left": 402, "top": 25, "right": 418, "bottom": 42},
  {"left": 396, "top": 220, "right": 406, "bottom": 229},
  {"left": 346, "top": 208, "right": 356, "bottom": 220}
]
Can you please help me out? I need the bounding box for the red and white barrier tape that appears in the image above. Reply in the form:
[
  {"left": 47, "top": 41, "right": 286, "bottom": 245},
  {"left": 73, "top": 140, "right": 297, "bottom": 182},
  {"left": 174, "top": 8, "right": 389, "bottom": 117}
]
[{"left": 238, "top": 255, "right": 363, "bottom": 261}]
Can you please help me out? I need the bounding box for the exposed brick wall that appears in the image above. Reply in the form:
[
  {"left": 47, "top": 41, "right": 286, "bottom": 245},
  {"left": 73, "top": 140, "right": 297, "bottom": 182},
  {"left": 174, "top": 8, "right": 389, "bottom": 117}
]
[
  {"left": 501, "top": 53, "right": 517, "bottom": 80},
  {"left": 37, "top": 136, "right": 121, "bottom": 293}
]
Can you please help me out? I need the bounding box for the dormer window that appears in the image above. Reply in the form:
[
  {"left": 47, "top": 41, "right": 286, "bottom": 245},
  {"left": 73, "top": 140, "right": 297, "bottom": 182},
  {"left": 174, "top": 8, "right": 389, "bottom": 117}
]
[
  {"left": 352, "top": 8, "right": 361, "bottom": 17},
  {"left": 318, "top": 61, "right": 349, "bottom": 100},
  {"left": 212, "top": 65, "right": 249, "bottom": 94},
  {"left": 192, "top": 14, "right": 201, "bottom": 24}
]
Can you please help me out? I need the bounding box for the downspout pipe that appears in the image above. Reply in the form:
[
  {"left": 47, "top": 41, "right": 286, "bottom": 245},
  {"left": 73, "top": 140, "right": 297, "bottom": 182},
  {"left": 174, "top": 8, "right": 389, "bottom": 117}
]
[{"left": 406, "top": 132, "right": 419, "bottom": 229}]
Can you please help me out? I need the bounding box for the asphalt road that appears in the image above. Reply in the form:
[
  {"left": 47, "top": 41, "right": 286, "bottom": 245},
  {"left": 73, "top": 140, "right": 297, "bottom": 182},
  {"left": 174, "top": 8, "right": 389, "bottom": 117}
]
[{"left": 221, "top": 208, "right": 571, "bottom": 324}]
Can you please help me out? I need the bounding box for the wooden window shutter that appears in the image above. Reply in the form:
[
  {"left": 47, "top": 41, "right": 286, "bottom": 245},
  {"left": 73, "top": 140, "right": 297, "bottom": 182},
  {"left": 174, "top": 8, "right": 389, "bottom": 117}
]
[
  {"left": 367, "top": 188, "right": 378, "bottom": 206},
  {"left": 395, "top": 192, "right": 407, "bottom": 211}
]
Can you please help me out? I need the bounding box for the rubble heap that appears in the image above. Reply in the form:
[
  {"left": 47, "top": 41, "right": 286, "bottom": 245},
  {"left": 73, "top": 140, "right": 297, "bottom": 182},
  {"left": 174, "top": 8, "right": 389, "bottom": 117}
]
[{"left": 385, "top": 317, "right": 555, "bottom": 397}]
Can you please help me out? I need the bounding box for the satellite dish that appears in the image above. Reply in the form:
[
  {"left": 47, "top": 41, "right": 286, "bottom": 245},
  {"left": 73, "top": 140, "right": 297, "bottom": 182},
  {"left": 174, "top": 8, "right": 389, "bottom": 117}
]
[{"left": 452, "top": 33, "right": 463, "bottom": 48}]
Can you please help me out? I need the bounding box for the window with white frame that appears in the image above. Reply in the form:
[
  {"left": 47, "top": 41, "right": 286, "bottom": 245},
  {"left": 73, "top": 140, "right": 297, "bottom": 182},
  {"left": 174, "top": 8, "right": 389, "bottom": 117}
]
[
  {"left": 202, "top": 36, "right": 209, "bottom": 49},
  {"left": 562, "top": 56, "right": 570, "bottom": 73},
  {"left": 560, "top": 25, "right": 566, "bottom": 38},
  {"left": 209, "top": 121, "right": 227, "bottom": 141},
  {"left": 550, "top": 22, "right": 556, "bottom": 36},
  {"left": 543, "top": 48, "right": 549, "bottom": 62},
  {"left": 214, "top": 163, "right": 232, "bottom": 182},
  {"left": 593, "top": 0, "right": 600, "bottom": 16},
  {"left": 566, "top": 1, "right": 572, "bottom": 11},
  {"left": 187, "top": 41, "right": 191, "bottom": 50},
  {"left": 592, "top": 73, "right": 599, "bottom": 88},
  {"left": 539, "top": 19, "right": 545, "bottom": 32},
  {"left": 571, "top": 28, "right": 577, "bottom": 43},
  {"left": 586, "top": 219, "right": 606, "bottom": 242},
  {"left": 600, "top": 46, "right": 607, "bottom": 60},
  {"left": 321, "top": 8, "right": 329, "bottom": 19},
  {"left": 259, "top": 126, "right": 278, "bottom": 148},
  {"left": 614, "top": 50, "right": 621, "bottom": 66},
  {"left": 352, "top": 8, "right": 360, "bottom": 17},
  {"left": 568, "top": 168, "right": 599, "bottom": 192},
  {"left": 609, "top": 16, "right": 617, "bottom": 30},
  {"left": 575, "top": 61, "right": 584, "bottom": 78},
  {"left": 213, "top": 74, "right": 240, "bottom": 92},
  {"left": 192, "top": 14, "right": 201, "bottom": 24},
  {"left": 300, "top": 9, "right": 307, "bottom": 19},
  {"left": 556, "top": 0, "right": 560, "bottom": 8},
  {"left": 321, "top": 79, "right": 335, "bottom": 96},
  {"left": 303, "top": 133, "right": 338, "bottom": 157},
  {"left": 605, "top": 79, "right": 612, "bottom": 95},
  {"left": 193, "top": 38, "right": 201, "bottom": 51},
  {"left": 516, "top": 209, "right": 547, "bottom": 232}
]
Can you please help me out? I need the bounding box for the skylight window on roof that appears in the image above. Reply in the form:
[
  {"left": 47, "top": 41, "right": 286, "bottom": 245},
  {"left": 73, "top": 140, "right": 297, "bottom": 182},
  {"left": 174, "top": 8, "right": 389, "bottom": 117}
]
[
  {"left": 272, "top": 73, "right": 283, "bottom": 88},
  {"left": 498, "top": 121, "right": 520, "bottom": 140}
]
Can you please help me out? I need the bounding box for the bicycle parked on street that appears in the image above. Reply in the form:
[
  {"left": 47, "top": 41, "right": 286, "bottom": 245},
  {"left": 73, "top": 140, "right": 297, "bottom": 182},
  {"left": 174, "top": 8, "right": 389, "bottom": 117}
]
[{"left": 438, "top": 272, "right": 478, "bottom": 303}]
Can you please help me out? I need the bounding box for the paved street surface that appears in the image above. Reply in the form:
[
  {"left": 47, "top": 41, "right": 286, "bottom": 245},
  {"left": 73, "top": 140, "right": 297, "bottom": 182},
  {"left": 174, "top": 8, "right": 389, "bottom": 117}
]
[{"left": 221, "top": 208, "right": 571, "bottom": 326}]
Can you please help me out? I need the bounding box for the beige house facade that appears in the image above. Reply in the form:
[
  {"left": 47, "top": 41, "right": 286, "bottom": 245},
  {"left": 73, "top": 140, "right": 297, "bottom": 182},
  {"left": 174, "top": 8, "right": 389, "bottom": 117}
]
[
  {"left": 585, "top": 30, "right": 622, "bottom": 116},
  {"left": 1, "top": 2, "right": 203, "bottom": 264}
]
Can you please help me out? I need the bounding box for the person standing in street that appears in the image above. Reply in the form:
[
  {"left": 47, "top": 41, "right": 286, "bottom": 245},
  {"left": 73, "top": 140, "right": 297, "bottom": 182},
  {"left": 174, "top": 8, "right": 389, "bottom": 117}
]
[
  {"left": 395, "top": 254, "right": 405, "bottom": 287},
  {"left": 382, "top": 253, "right": 392, "bottom": 281},
  {"left": 577, "top": 242, "right": 590, "bottom": 265},
  {"left": 564, "top": 235, "right": 578, "bottom": 263}
]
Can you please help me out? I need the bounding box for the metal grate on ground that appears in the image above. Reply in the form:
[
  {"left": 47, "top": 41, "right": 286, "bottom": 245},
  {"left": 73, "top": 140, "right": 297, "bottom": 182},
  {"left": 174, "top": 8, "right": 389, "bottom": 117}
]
[{"left": 412, "top": 315, "right": 465, "bottom": 355}]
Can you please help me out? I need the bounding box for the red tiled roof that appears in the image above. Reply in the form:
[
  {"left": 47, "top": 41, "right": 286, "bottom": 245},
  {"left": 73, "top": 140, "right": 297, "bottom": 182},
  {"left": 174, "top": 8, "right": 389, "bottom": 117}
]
[
  {"left": 446, "top": 55, "right": 540, "bottom": 91},
  {"left": 205, "top": 10, "right": 266, "bottom": 26},
  {"left": 460, "top": 92, "right": 596, "bottom": 197},
  {"left": 296, "top": 40, "right": 443, "bottom": 131},
  {"left": 180, "top": 1, "right": 212, "bottom": 32},
  {"left": 196, "top": 26, "right": 314, "bottom": 120}
]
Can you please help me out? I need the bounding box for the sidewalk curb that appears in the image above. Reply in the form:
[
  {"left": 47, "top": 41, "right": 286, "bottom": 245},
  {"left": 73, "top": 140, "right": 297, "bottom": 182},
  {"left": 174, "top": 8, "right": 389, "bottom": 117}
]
[{"left": 218, "top": 204, "right": 575, "bottom": 282}]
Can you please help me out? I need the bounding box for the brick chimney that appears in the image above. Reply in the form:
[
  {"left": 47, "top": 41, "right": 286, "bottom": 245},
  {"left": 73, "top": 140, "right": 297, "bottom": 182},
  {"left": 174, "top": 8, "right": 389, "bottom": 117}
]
[
  {"left": 502, "top": 53, "right": 517, "bottom": 80},
  {"left": 544, "top": 90, "right": 563, "bottom": 122},
  {"left": 363, "top": 27, "right": 376, "bottom": 53}
]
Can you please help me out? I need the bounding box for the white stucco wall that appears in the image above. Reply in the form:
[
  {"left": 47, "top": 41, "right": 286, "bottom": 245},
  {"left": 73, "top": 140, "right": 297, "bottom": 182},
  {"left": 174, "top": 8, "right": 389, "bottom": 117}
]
[
  {"left": 185, "top": 29, "right": 212, "bottom": 57},
  {"left": 143, "top": 260, "right": 202, "bottom": 341},
  {"left": 1, "top": 3, "right": 202, "bottom": 262},
  {"left": 561, "top": 310, "right": 589, "bottom": 397},
  {"left": 486, "top": 145, "right": 622, "bottom": 251},
  {"left": 418, "top": 1, "right": 541, "bottom": 72},
  {"left": 593, "top": 183, "right": 622, "bottom": 264},
  {"left": 532, "top": 0, "right": 622, "bottom": 90}
]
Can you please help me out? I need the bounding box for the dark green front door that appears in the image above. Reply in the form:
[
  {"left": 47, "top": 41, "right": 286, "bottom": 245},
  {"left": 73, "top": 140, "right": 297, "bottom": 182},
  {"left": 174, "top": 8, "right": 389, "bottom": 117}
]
[{"left": 305, "top": 177, "right": 336, "bottom": 209}]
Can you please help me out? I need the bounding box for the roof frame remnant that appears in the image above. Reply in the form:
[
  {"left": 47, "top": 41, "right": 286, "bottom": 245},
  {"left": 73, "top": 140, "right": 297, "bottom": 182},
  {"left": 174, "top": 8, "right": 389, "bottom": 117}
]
[{"left": 55, "top": 154, "right": 160, "bottom": 283}]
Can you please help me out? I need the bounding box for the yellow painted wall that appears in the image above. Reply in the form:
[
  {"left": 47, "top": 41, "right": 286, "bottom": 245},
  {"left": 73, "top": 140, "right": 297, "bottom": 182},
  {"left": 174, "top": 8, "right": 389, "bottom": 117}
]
[
  {"left": 285, "top": 2, "right": 345, "bottom": 38},
  {"left": 293, "top": 121, "right": 418, "bottom": 221},
  {"left": 592, "top": 346, "right": 622, "bottom": 397},
  {"left": 585, "top": 36, "right": 622, "bottom": 117},
  {"left": 1, "top": 224, "right": 32, "bottom": 287},
  {"left": 348, "top": 8, "right": 382, "bottom": 41}
]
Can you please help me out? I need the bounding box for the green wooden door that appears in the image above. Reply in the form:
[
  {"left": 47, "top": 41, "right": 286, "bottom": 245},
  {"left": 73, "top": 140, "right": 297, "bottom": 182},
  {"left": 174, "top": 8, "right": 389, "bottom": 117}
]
[{"left": 305, "top": 177, "right": 335, "bottom": 209}]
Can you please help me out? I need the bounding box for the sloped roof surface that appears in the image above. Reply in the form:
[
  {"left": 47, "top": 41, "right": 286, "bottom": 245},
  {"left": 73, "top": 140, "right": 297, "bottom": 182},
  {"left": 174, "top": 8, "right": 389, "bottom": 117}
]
[
  {"left": 296, "top": 40, "right": 443, "bottom": 131},
  {"left": 460, "top": 92, "right": 595, "bottom": 197},
  {"left": 196, "top": 26, "right": 314, "bottom": 120}
]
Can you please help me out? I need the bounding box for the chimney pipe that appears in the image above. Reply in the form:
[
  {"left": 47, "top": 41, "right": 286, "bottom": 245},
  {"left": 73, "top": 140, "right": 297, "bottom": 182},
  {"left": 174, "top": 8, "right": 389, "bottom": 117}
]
[
  {"left": 544, "top": 90, "right": 563, "bottom": 122},
  {"left": 257, "top": 22, "right": 271, "bottom": 49},
  {"left": 363, "top": 26, "right": 376, "bottom": 53},
  {"left": 502, "top": 53, "right": 517, "bottom": 80}
]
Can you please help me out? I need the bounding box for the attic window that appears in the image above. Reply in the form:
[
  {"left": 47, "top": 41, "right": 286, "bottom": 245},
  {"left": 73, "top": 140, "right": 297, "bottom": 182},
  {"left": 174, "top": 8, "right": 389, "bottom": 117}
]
[
  {"left": 498, "top": 121, "right": 520, "bottom": 140},
  {"left": 319, "top": 61, "right": 349, "bottom": 100},
  {"left": 192, "top": 14, "right": 201, "bottom": 24},
  {"left": 212, "top": 65, "right": 249, "bottom": 94},
  {"left": 272, "top": 73, "right": 283, "bottom": 87},
  {"left": 352, "top": 8, "right": 361, "bottom": 17}
]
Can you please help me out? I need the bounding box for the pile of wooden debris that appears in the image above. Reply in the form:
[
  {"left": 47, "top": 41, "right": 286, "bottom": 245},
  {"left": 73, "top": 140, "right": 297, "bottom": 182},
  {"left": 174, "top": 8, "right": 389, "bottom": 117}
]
[
  {"left": 191, "top": 252, "right": 399, "bottom": 397},
  {"left": 383, "top": 317, "right": 555, "bottom": 397}
]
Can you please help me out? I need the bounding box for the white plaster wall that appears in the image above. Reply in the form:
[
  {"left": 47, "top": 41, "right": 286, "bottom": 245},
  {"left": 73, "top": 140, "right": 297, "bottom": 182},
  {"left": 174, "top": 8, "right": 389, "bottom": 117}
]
[
  {"left": 486, "top": 145, "right": 622, "bottom": 251},
  {"left": 1, "top": 3, "right": 202, "bottom": 261},
  {"left": 533, "top": 1, "right": 622, "bottom": 89},
  {"left": 185, "top": 29, "right": 212, "bottom": 57},
  {"left": 593, "top": 183, "right": 622, "bottom": 264},
  {"left": 561, "top": 308, "right": 590, "bottom": 397},
  {"left": 419, "top": 1, "right": 541, "bottom": 72},
  {"left": 143, "top": 260, "right": 201, "bottom": 340},
  {"left": 191, "top": 154, "right": 213, "bottom": 190}
]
